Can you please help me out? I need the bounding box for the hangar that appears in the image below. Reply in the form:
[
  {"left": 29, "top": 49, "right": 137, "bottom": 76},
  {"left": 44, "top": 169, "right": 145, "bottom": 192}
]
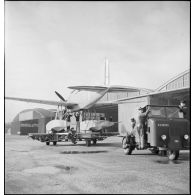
[
  {"left": 91, "top": 69, "right": 190, "bottom": 134},
  {"left": 11, "top": 108, "right": 55, "bottom": 135},
  {"left": 118, "top": 69, "right": 190, "bottom": 134},
  {"left": 10, "top": 69, "right": 190, "bottom": 135}
]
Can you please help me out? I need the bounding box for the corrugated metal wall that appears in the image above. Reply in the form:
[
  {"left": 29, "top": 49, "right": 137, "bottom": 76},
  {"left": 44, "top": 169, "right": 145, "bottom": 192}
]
[{"left": 11, "top": 121, "right": 20, "bottom": 135}]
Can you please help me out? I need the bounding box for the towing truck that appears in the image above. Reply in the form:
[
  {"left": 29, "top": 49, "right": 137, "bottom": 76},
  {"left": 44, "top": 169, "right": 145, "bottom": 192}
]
[{"left": 122, "top": 105, "right": 190, "bottom": 160}]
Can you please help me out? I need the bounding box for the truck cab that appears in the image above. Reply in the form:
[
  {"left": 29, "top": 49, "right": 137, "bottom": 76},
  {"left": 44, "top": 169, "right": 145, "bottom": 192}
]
[
  {"left": 147, "top": 105, "right": 190, "bottom": 150},
  {"left": 122, "top": 105, "right": 190, "bottom": 160}
]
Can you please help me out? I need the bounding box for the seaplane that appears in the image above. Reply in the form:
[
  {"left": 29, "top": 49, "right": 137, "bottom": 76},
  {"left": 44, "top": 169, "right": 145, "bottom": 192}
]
[
  {"left": 5, "top": 84, "right": 144, "bottom": 146},
  {"left": 5, "top": 60, "right": 151, "bottom": 145},
  {"left": 5, "top": 85, "right": 140, "bottom": 133}
]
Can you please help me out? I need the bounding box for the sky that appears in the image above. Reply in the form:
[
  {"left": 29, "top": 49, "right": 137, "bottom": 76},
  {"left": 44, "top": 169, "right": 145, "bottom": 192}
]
[{"left": 5, "top": 1, "right": 190, "bottom": 122}]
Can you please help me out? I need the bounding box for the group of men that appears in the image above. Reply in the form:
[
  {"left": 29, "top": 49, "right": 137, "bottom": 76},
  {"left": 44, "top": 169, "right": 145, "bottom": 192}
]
[
  {"left": 128, "top": 106, "right": 150, "bottom": 149},
  {"left": 128, "top": 100, "right": 187, "bottom": 149},
  {"left": 61, "top": 110, "right": 81, "bottom": 133}
]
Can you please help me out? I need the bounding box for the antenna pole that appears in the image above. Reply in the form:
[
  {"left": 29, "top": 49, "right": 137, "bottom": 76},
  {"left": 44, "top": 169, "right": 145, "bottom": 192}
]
[{"left": 104, "top": 58, "right": 110, "bottom": 86}]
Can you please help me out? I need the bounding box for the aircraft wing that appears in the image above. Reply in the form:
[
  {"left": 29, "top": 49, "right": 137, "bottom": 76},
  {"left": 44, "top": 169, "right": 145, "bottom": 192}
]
[
  {"left": 91, "top": 101, "right": 118, "bottom": 109},
  {"left": 91, "top": 100, "right": 146, "bottom": 109},
  {"left": 68, "top": 86, "right": 108, "bottom": 92},
  {"left": 68, "top": 85, "right": 153, "bottom": 93},
  {"left": 5, "top": 97, "right": 78, "bottom": 108}
]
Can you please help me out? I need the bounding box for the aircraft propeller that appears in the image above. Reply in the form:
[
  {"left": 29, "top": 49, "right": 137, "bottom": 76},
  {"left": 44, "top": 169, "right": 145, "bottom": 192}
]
[{"left": 55, "top": 91, "right": 66, "bottom": 102}]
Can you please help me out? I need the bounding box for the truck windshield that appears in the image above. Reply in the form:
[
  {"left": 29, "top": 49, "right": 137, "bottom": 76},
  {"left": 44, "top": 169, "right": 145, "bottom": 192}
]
[
  {"left": 147, "top": 106, "right": 181, "bottom": 119},
  {"left": 165, "top": 107, "right": 180, "bottom": 118},
  {"left": 148, "top": 106, "right": 166, "bottom": 118}
]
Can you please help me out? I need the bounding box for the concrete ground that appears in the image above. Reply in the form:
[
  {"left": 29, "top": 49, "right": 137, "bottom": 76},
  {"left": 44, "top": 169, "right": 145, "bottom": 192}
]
[{"left": 5, "top": 135, "right": 190, "bottom": 194}]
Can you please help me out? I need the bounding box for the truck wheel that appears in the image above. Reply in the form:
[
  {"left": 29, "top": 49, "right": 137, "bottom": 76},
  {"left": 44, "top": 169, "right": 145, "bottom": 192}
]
[
  {"left": 122, "top": 137, "right": 127, "bottom": 149},
  {"left": 53, "top": 141, "right": 57, "bottom": 146},
  {"left": 124, "top": 147, "right": 133, "bottom": 155},
  {"left": 168, "top": 150, "right": 179, "bottom": 160},
  {"left": 46, "top": 142, "right": 50, "bottom": 145},
  {"left": 86, "top": 140, "right": 91, "bottom": 147}
]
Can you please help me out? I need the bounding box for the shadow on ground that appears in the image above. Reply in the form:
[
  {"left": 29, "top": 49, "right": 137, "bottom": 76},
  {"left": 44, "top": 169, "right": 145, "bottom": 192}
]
[
  {"left": 52, "top": 142, "right": 121, "bottom": 148},
  {"left": 60, "top": 150, "right": 108, "bottom": 154}
]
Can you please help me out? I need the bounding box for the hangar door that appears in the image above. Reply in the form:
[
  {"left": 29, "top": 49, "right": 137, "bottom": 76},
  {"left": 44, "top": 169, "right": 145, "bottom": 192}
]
[
  {"left": 118, "top": 97, "right": 149, "bottom": 135},
  {"left": 20, "top": 119, "right": 38, "bottom": 135}
]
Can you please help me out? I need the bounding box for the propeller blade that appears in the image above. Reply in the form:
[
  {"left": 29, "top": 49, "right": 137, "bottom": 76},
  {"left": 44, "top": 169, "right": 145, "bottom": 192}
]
[{"left": 55, "top": 91, "right": 66, "bottom": 102}]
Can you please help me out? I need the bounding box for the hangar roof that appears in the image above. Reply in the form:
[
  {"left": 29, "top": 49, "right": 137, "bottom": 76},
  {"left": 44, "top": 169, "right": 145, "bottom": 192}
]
[
  {"left": 12, "top": 108, "right": 55, "bottom": 122},
  {"left": 155, "top": 69, "right": 190, "bottom": 92}
]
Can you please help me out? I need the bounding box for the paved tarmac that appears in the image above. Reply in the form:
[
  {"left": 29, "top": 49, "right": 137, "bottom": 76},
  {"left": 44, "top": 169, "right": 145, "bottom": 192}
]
[{"left": 5, "top": 135, "right": 190, "bottom": 194}]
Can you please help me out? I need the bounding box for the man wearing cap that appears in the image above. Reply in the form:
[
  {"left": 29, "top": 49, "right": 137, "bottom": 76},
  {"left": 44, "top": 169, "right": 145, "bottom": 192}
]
[{"left": 137, "top": 106, "right": 150, "bottom": 149}]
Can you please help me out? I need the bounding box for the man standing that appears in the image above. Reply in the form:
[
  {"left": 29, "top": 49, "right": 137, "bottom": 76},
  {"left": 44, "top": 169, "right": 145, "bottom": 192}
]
[
  {"left": 136, "top": 106, "right": 150, "bottom": 149},
  {"left": 66, "top": 112, "right": 72, "bottom": 130},
  {"left": 74, "top": 112, "right": 80, "bottom": 133},
  {"left": 178, "top": 100, "right": 187, "bottom": 119}
]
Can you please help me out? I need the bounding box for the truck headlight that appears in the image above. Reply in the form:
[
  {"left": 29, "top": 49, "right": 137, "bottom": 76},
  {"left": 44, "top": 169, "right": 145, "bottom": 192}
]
[
  {"left": 184, "top": 134, "right": 189, "bottom": 140},
  {"left": 161, "top": 135, "right": 167, "bottom": 140}
]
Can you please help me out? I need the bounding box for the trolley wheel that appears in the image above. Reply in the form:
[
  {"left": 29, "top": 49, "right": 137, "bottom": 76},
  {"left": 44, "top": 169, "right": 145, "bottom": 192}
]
[
  {"left": 86, "top": 140, "right": 91, "bottom": 147},
  {"left": 159, "top": 150, "right": 167, "bottom": 156},
  {"left": 46, "top": 142, "right": 50, "bottom": 145},
  {"left": 53, "top": 141, "right": 57, "bottom": 146},
  {"left": 92, "top": 139, "right": 97, "bottom": 145},
  {"left": 150, "top": 148, "right": 159, "bottom": 154},
  {"left": 168, "top": 150, "right": 179, "bottom": 160}
]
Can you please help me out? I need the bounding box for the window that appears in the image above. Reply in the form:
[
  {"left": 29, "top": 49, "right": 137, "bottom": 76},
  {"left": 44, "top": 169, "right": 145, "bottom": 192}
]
[
  {"left": 148, "top": 106, "right": 166, "bottom": 118},
  {"left": 165, "top": 107, "right": 180, "bottom": 118}
]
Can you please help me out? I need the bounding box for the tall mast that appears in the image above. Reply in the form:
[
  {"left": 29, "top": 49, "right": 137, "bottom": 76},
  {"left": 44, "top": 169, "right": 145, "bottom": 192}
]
[{"left": 104, "top": 58, "right": 110, "bottom": 86}]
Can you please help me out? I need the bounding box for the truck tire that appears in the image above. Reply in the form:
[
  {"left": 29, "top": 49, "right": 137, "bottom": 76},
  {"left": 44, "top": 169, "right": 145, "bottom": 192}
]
[
  {"left": 46, "top": 142, "right": 50, "bottom": 145},
  {"left": 53, "top": 141, "right": 57, "bottom": 146},
  {"left": 122, "top": 137, "right": 128, "bottom": 149},
  {"left": 86, "top": 140, "right": 91, "bottom": 147},
  {"left": 124, "top": 147, "right": 133, "bottom": 155},
  {"left": 168, "top": 150, "right": 179, "bottom": 160}
]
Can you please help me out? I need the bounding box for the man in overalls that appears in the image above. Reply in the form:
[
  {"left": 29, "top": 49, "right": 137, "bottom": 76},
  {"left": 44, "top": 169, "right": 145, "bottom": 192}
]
[
  {"left": 137, "top": 107, "right": 150, "bottom": 149},
  {"left": 74, "top": 112, "right": 80, "bottom": 133}
]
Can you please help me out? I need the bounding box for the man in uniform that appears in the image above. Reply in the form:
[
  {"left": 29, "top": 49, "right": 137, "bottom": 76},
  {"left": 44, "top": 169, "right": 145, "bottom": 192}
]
[{"left": 137, "top": 106, "right": 150, "bottom": 149}]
